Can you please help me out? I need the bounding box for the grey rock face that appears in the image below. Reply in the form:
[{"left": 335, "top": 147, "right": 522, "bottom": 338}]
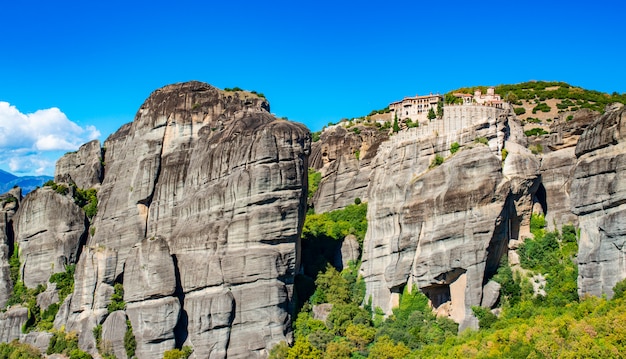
[
  {"left": 0, "top": 305, "right": 28, "bottom": 343},
  {"left": 124, "top": 237, "right": 179, "bottom": 358},
  {"left": 36, "top": 283, "right": 59, "bottom": 311},
  {"left": 60, "top": 82, "right": 309, "bottom": 358},
  {"left": 572, "top": 104, "right": 626, "bottom": 298},
  {"left": 124, "top": 237, "right": 176, "bottom": 303},
  {"left": 127, "top": 297, "right": 180, "bottom": 358},
  {"left": 360, "top": 110, "right": 533, "bottom": 330},
  {"left": 539, "top": 147, "right": 578, "bottom": 229},
  {"left": 23, "top": 331, "right": 53, "bottom": 353},
  {"left": 63, "top": 246, "right": 118, "bottom": 356},
  {"left": 0, "top": 187, "right": 20, "bottom": 308},
  {"left": 337, "top": 234, "right": 360, "bottom": 270},
  {"left": 310, "top": 125, "right": 388, "bottom": 212},
  {"left": 13, "top": 187, "right": 86, "bottom": 288},
  {"left": 101, "top": 311, "right": 129, "bottom": 359},
  {"left": 55, "top": 139, "right": 103, "bottom": 189}
]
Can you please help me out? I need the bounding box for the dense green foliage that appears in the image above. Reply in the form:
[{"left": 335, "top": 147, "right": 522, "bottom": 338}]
[
  {"left": 308, "top": 168, "right": 322, "bottom": 200},
  {"left": 73, "top": 186, "right": 98, "bottom": 219},
  {"left": 302, "top": 203, "right": 368, "bottom": 245},
  {"left": 125, "top": 320, "right": 137, "bottom": 358},
  {"left": 311, "top": 131, "right": 321, "bottom": 142},
  {"left": 47, "top": 330, "right": 92, "bottom": 359},
  {"left": 524, "top": 127, "right": 549, "bottom": 137},
  {"left": 447, "top": 81, "right": 626, "bottom": 113},
  {"left": 49, "top": 264, "right": 76, "bottom": 303},
  {"left": 10, "top": 263, "right": 76, "bottom": 332},
  {"left": 513, "top": 107, "right": 526, "bottom": 115},
  {"left": 474, "top": 137, "right": 488, "bottom": 145},
  {"left": 0, "top": 341, "right": 42, "bottom": 358},
  {"left": 43, "top": 180, "right": 98, "bottom": 219},
  {"left": 43, "top": 180, "right": 69, "bottom": 195},
  {"left": 427, "top": 108, "right": 436, "bottom": 120},
  {"left": 531, "top": 102, "right": 552, "bottom": 113},
  {"left": 429, "top": 155, "right": 444, "bottom": 168},
  {"left": 163, "top": 346, "right": 193, "bottom": 359},
  {"left": 405, "top": 118, "right": 419, "bottom": 128},
  {"left": 8, "top": 245, "right": 19, "bottom": 285},
  {"left": 107, "top": 282, "right": 126, "bottom": 313},
  {"left": 392, "top": 116, "right": 400, "bottom": 133},
  {"left": 286, "top": 200, "right": 622, "bottom": 358},
  {"left": 449, "top": 142, "right": 460, "bottom": 155}
]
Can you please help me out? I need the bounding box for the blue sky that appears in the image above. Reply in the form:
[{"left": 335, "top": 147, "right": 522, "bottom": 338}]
[{"left": 1, "top": 0, "right": 625, "bottom": 176}]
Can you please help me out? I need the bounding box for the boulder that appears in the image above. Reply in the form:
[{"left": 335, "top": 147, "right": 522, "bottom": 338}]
[
  {"left": 0, "top": 305, "right": 28, "bottom": 342},
  {"left": 101, "top": 310, "right": 129, "bottom": 359}
]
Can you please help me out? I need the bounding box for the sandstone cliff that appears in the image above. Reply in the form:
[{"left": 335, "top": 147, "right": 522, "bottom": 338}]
[
  {"left": 572, "top": 103, "right": 626, "bottom": 298},
  {"left": 309, "top": 125, "right": 388, "bottom": 212},
  {"left": 13, "top": 187, "right": 87, "bottom": 289},
  {"left": 54, "top": 139, "right": 103, "bottom": 189},
  {"left": 58, "top": 81, "right": 310, "bottom": 358},
  {"left": 360, "top": 109, "right": 542, "bottom": 330},
  {"left": 0, "top": 187, "right": 21, "bottom": 309}
]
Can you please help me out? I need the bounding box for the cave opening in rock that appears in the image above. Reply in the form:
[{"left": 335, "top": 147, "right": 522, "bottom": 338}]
[
  {"left": 535, "top": 183, "right": 548, "bottom": 215},
  {"left": 422, "top": 284, "right": 451, "bottom": 309}
]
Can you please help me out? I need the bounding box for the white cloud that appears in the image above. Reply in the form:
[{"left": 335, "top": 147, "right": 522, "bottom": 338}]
[{"left": 0, "top": 102, "right": 101, "bottom": 175}]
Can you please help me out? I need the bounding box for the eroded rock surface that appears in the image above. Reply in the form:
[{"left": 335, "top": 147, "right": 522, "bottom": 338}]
[
  {"left": 0, "top": 305, "right": 28, "bottom": 343},
  {"left": 54, "top": 139, "right": 103, "bottom": 189},
  {"left": 0, "top": 187, "right": 20, "bottom": 308},
  {"left": 360, "top": 110, "right": 536, "bottom": 330},
  {"left": 309, "top": 125, "right": 388, "bottom": 212},
  {"left": 59, "top": 81, "right": 309, "bottom": 358},
  {"left": 572, "top": 104, "right": 626, "bottom": 298},
  {"left": 13, "top": 187, "right": 86, "bottom": 288}
]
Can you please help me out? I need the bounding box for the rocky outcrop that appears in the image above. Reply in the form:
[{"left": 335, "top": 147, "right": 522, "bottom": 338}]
[
  {"left": 58, "top": 81, "right": 310, "bottom": 358},
  {"left": 125, "top": 237, "right": 179, "bottom": 357},
  {"left": 360, "top": 110, "right": 537, "bottom": 330},
  {"left": 572, "top": 104, "right": 626, "bottom": 298},
  {"left": 0, "top": 305, "right": 28, "bottom": 343},
  {"left": 54, "top": 139, "right": 103, "bottom": 189},
  {"left": 0, "top": 187, "right": 20, "bottom": 308},
  {"left": 101, "top": 311, "right": 129, "bottom": 359},
  {"left": 13, "top": 187, "right": 87, "bottom": 288},
  {"left": 309, "top": 125, "right": 388, "bottom": 212}
]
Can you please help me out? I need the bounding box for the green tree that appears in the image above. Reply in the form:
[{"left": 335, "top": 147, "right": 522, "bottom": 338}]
[
  {"left": 436, "top": 100, "right": 444, "bottom": 118},
  {"left": 163, "top": 346, "right": 193, "bottom": 359},
  {"left": 368, "top": 336, "right": 410, "bottom": 359},
  {"left": 346, "top": 323, "right": 375, "bottom": 350},
  {"left": 392, "top": 115, "right": 400, "bottom": 133},
  {"left": 427, "top": 107, "right": 436, "bottom": 120},
  {"left": 324, "top": 339, "right": 354, "bottom": 359},
  {"left": 268, "top": 341, "right": 290, "bottom": 359},
  {"left": 287, "top": 337, "right": 321, "bottom": 359}
]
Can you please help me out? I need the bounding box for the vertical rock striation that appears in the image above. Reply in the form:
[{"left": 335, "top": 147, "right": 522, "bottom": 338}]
[
  {"left": 360, "top": 110, "right": 538, "bottom": 330},
  {"left": 309, "top": 125, "right": 388, "bottom": 212},
  {"left": 54, "top": 139, "right": 104, "bottom": 189},
  {"left": 572, "top": 104, "right": 626, "bottom": 298},
  {"left": 61, "top": 81, "right": 309, "bottom": 358},
  {"left": 0, "top": 187, "right": 20, "bottom": 308},
  {"left": 13, "top": 187, "right": 87, "bottom": 288}
]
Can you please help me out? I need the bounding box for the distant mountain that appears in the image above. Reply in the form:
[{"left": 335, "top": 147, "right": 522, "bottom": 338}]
[
  {"left": 0, "top": 169, "right": 17, "bottom": 184},
  {"left": 0, "top": 169, "right": 52, "bottom": 195}
]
